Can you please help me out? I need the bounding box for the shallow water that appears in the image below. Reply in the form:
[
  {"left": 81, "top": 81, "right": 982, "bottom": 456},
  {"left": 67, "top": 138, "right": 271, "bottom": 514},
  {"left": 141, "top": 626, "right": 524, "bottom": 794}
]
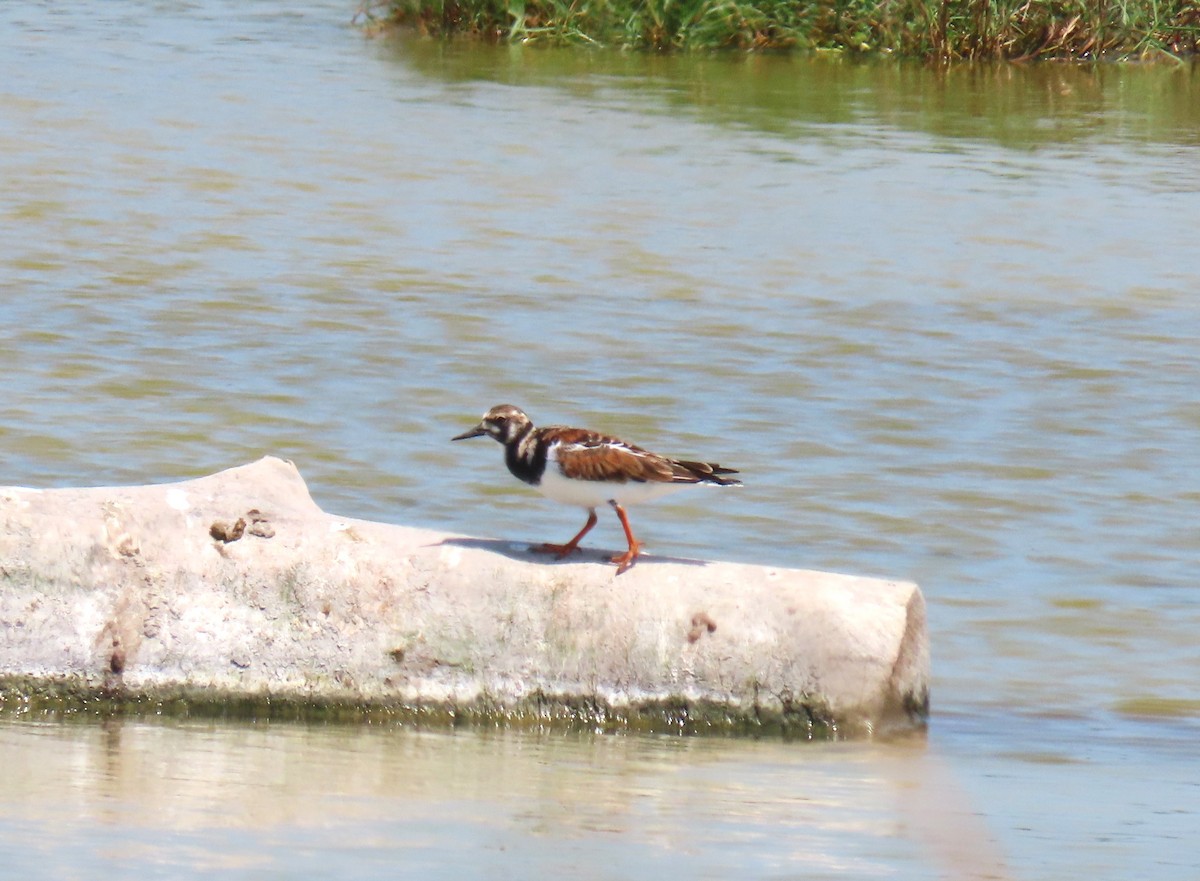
[
  {"left": 1, "top": 721, "right": 940, "bottom": 880},
  {"left": 2, "top": 1, "right": 1199, "bottom": 878}
]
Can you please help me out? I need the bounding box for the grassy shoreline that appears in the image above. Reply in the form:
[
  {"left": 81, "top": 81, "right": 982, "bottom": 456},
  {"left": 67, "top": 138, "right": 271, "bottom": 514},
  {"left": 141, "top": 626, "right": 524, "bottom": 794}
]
[{"left": 356, "top": 0, "right": 1199, "bottom": 60}]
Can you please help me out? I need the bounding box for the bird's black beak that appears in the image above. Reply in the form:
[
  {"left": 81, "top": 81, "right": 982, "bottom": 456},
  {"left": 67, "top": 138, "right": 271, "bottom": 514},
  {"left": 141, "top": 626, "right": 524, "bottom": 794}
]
[{"left": 451, "top": 424, "right": 487, "bottom": 441}]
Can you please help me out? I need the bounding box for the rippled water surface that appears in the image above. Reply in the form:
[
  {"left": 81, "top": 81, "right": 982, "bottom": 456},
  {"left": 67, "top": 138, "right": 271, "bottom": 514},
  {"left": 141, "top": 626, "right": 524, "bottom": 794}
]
[{"left": 2, "top": 1, "right": 1199, "bottom": 878}]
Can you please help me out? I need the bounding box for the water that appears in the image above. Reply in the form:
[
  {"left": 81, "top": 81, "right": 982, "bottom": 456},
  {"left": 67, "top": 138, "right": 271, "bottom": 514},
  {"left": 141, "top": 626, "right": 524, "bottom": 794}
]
[
  {"left": 2, "top": 1, "right": 1199, "bottom": 878},
  {"left": 1, "top": 721, "right": 941, "bottom": 880}
]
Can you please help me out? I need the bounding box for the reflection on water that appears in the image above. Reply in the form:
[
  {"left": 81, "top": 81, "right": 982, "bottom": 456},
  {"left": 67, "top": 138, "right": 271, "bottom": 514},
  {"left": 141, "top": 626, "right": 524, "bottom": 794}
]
[
  {"left": 0, "top": 718, "right": 992, "bottom": 880},
  {"left": 1, "top": 1, "right": 1199, "bottom": 878},
  {"left": 396, "top": 40, "right": 1200, "bottom": 149},
  {"left": 3, "top": 715, "right": 1196, "bottom": 880}
]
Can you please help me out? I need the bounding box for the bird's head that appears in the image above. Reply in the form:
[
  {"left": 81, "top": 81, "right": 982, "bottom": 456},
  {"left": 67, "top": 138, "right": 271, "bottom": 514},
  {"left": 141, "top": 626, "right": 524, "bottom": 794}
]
[{"left": 452, "top": 404, "right": 532, "bottom": 445}]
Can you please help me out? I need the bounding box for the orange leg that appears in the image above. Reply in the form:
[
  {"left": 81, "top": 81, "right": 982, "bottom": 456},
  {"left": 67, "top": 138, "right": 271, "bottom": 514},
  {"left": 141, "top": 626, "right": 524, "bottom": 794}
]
[
  {"left": 532, "top": 509, "right": 598, "bottom": 559},
  {"left": 609, "top": 501, "right": 642, "bottom": 575}
]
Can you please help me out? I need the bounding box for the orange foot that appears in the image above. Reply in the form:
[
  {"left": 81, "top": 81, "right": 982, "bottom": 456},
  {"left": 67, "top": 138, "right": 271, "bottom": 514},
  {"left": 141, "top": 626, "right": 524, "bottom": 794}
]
[
  {"left": 531, "top": 542, "right": 582, "bottom": 559},
  {"left": 530, "top": 511, "right": 598, "bottom": 562},
  {"left": 608, "top": 502, "right": 643, "bottom": 575},
  {"left": 610, "top": 541, "right": 643, "bottom": 575}
]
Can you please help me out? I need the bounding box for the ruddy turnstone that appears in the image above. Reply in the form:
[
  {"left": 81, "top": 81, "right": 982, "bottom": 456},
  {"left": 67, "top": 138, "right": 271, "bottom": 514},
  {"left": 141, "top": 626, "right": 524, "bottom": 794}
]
[{"left": 452, "top": 404, "right": 741, "bottom": 574}]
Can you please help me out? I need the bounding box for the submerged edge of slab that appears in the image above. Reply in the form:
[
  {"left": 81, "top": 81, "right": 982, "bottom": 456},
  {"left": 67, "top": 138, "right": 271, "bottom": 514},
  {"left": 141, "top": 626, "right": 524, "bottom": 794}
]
[{"left": 0, "top": 457, "right": 930, "bottom": 738}]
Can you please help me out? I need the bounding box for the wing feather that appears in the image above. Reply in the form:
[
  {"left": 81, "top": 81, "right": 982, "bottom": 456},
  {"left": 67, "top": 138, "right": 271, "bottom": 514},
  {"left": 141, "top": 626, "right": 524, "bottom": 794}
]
[{"left": 546, "top": 427, "right": 739, "bottom": 485}]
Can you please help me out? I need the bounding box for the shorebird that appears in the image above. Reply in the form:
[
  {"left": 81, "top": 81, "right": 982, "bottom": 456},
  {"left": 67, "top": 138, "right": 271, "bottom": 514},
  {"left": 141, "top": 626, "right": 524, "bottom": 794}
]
[{"left": 452, "top": 404, "right": 741, "bottom": 574}]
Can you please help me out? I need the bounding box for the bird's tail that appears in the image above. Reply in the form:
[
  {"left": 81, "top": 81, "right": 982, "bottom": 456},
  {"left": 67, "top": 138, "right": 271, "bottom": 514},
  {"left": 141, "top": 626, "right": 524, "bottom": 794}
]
[{"left": 674, "top": 460, "right": 743, "bottom": 486}]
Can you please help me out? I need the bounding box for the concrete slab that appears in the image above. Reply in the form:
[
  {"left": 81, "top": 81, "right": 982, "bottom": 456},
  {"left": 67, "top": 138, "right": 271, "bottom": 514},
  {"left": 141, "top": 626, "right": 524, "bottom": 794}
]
[{"left": 0, "top": 457, "right": 928, "bottom": 737}]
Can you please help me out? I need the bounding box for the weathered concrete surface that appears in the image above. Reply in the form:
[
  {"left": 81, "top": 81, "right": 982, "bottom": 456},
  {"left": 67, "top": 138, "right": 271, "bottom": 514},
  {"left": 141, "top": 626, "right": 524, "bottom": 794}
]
[{"left": 0, "top": 457, "right": 929, "bottom": 736}]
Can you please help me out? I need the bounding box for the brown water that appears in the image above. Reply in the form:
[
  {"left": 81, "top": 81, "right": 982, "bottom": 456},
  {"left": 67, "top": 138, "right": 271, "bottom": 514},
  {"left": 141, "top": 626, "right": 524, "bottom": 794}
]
[{"left": 2, "top": 1, "right": 1199, "bottom": 878}]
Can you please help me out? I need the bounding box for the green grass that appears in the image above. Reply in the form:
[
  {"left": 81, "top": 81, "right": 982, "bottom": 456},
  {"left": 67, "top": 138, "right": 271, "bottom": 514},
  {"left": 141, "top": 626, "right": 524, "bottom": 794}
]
[{"left": 356, "top": 0, "right": 1200, "bottom": 60}]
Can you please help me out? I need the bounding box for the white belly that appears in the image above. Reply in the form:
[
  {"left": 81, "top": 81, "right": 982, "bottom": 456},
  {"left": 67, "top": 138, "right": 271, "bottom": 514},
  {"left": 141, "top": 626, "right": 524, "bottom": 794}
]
[{"left": 535, "top": 462, "right": 686, "bottom": 508}]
